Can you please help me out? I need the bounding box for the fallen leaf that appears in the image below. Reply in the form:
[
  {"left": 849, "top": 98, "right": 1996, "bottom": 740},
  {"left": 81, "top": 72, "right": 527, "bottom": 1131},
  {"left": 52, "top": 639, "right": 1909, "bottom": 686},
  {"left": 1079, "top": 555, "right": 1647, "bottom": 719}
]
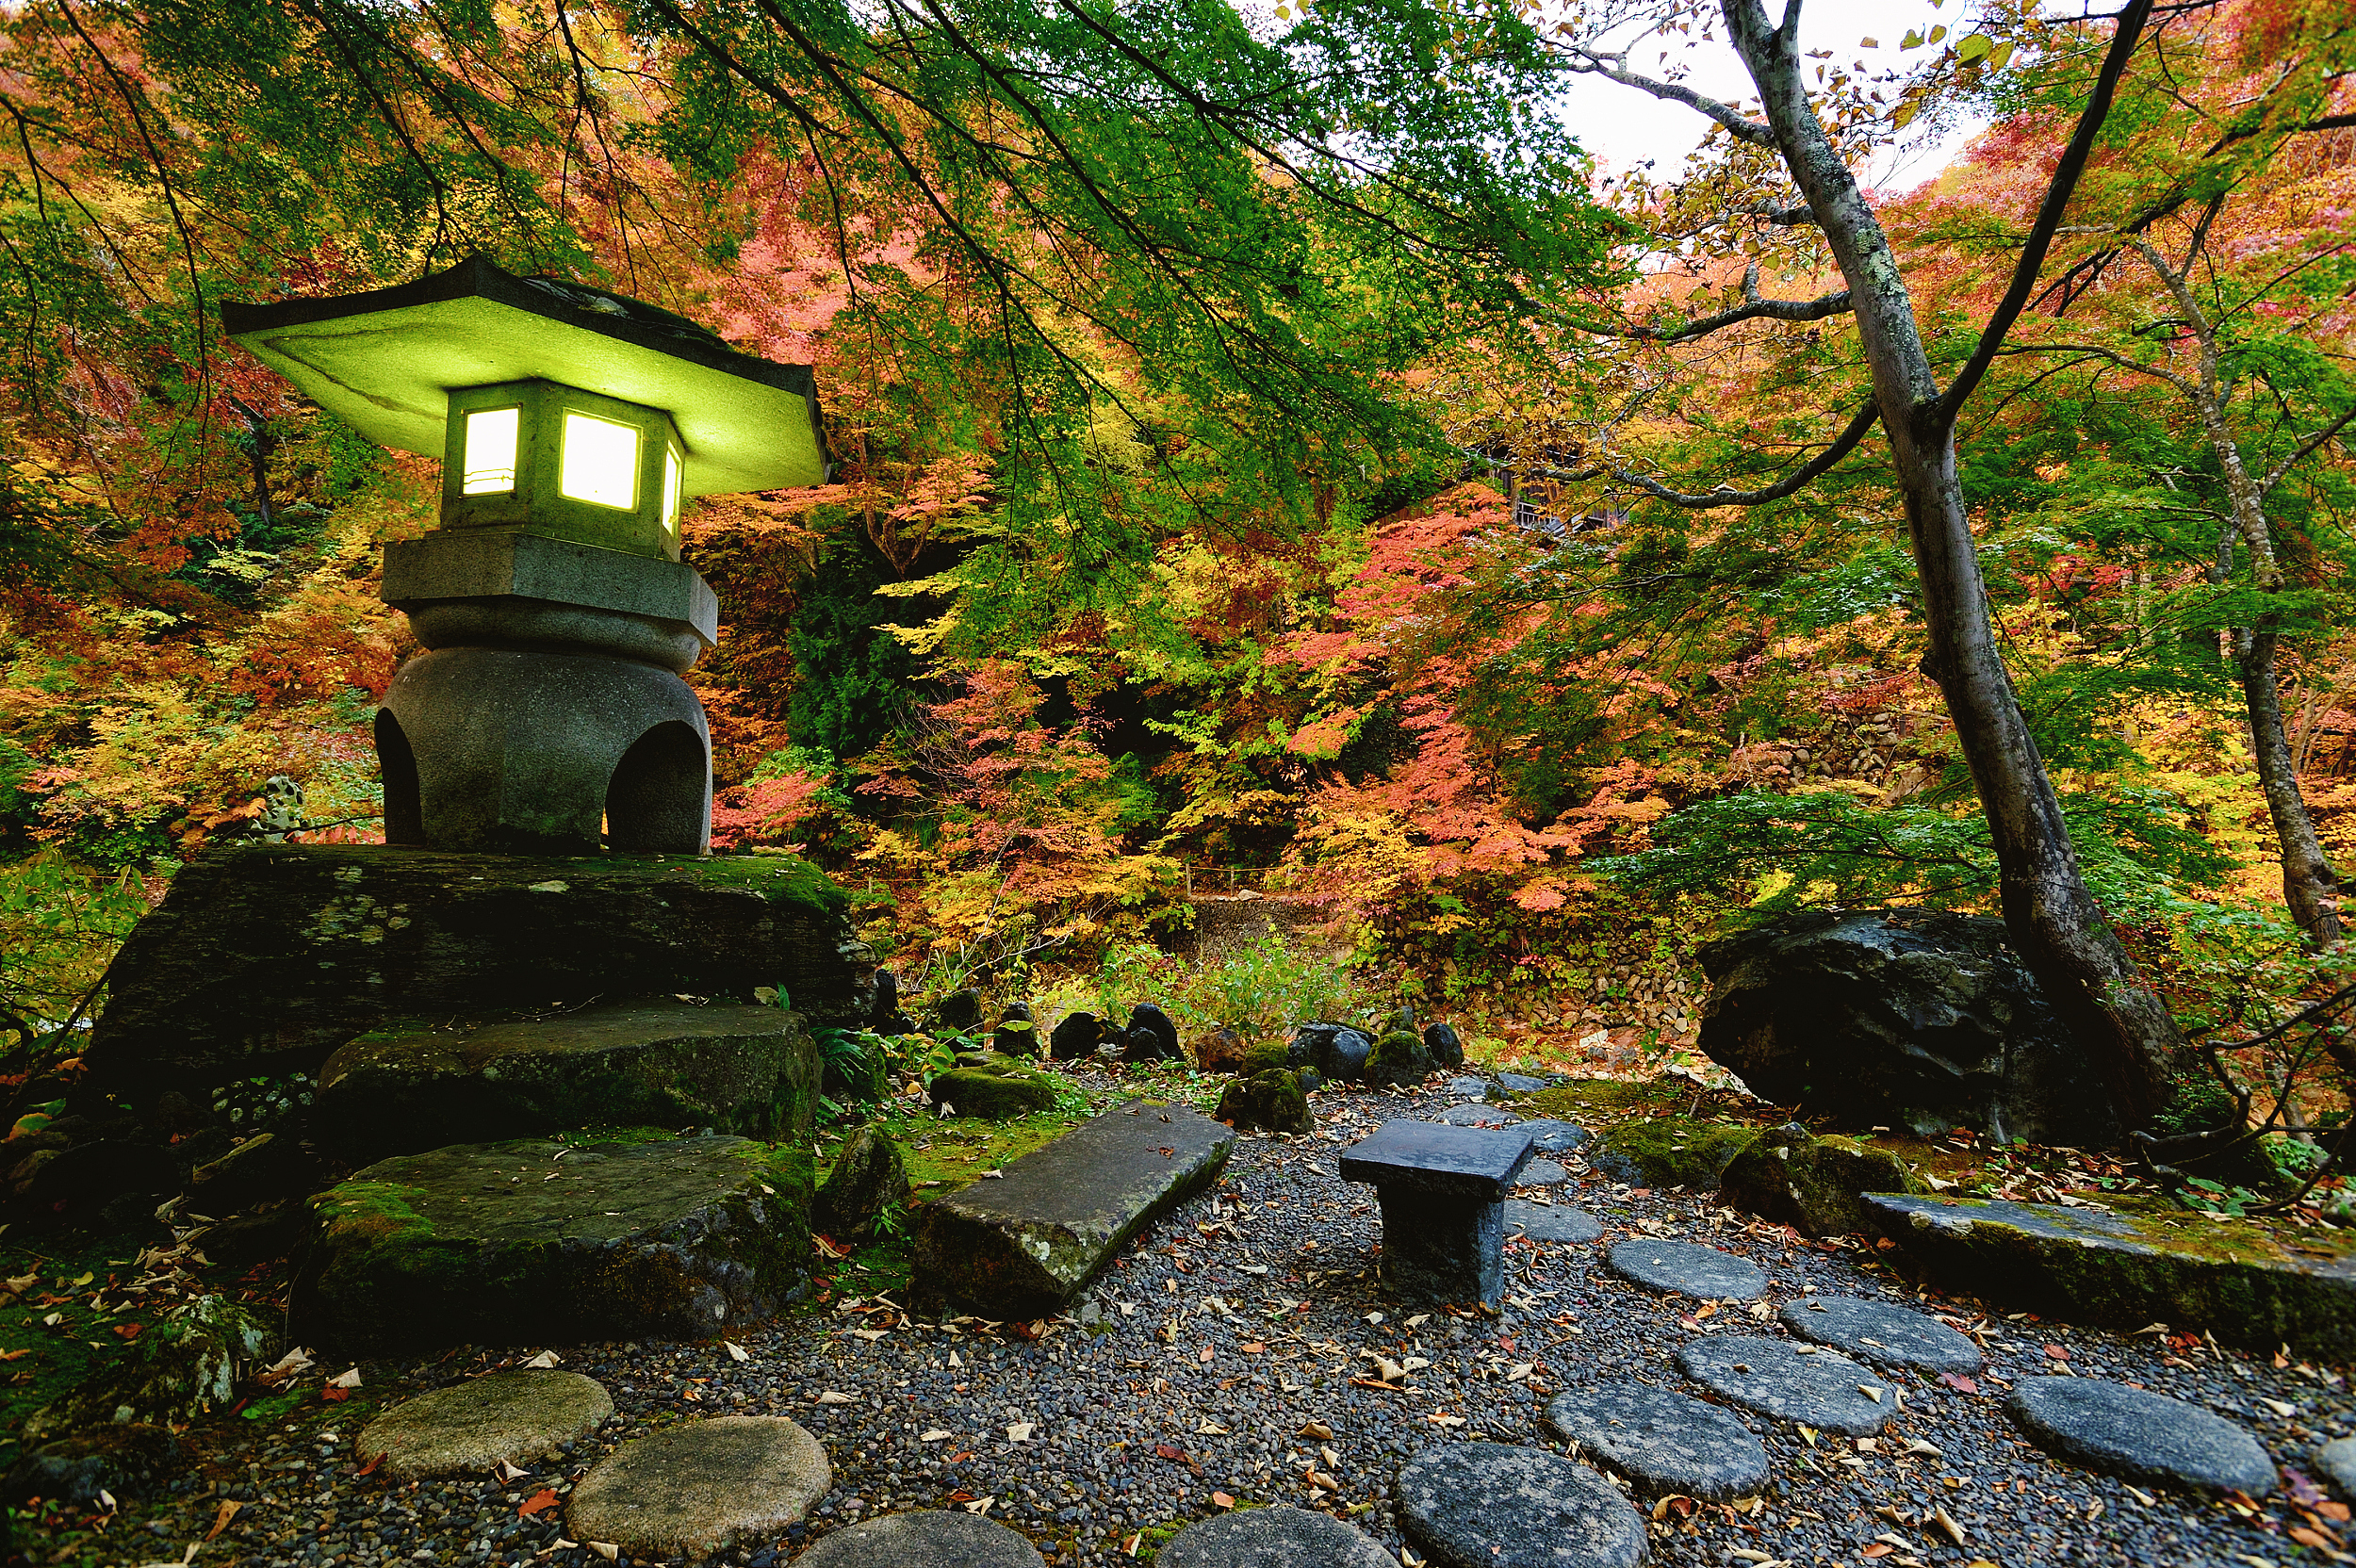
[
  {"left": 517, "top": 1490, "right": 560, "bottom": 1519},
  {"left": 521, "top": 1350, "right": 560, "bottom": 1369},
  {"left": 2291, "top": 1527, "right": 2333, "bottom": 1550},
  {"left": 1861, "top": 1547, "right": 1893, "bottom": 1560},
  {"left": 1213, "top": 1492, "right": 1235, "bottom": 1508},
  {"left": 1426, "top": 1413, "right": 1465, "bottom": 1427},
  {"left": 494, "top": 1460, "right": 527, "bottom": 1482},
  {"left": 1938, "top": 1373, "right": 1977, "bottom": 1395},
  {"left": 725, "top": 1341, "right": 750, "bottom": 1363},
  {"left": 1299, "top": 1421, "right": 1334, "bottom": 1440},
  {"left": 1197, "top": 1420, "right": 1229, "bottom": 1435},
  {"left": 1006, "top": 1422, "right": 1035, "bottom": 1442},
  {"left": 1239, "top": 1342, "right": 1266, "bottom": 1354},
  {"left": 921, "top": 1429, "right": 953, "bottom": 1442},
  {"left": 1200, "top": 1345, "right": 1214, "bottom": 1364},
  {"left": 816, "top": 1390, "right": 857, "bottom": 1404},
  {"left": 2262, "top": 1397, "right": 2299, "bottom": 1418},
  {"left": 1155, "top": 1444, "right": 1188, "bottom": 1462},
  {"left": 205, "top": 1499, "right": 243, "bottom": 1540},
  {"left": 586, "top": 1544, "right": 619, "bottom": 1561},
  {"left": 329, "top": 1367, "right": 362, "bottom": 1389},
  {"left": 2044, "top": 1345, "right": 2068, "bottom": 1361}
]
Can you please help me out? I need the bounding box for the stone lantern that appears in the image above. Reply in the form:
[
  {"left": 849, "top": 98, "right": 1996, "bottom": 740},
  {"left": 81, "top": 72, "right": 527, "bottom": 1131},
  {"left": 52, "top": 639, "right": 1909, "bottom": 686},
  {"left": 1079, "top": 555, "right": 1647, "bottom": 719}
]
[{"left": 224, "top": 254, "right": 826, "bottom": 855}]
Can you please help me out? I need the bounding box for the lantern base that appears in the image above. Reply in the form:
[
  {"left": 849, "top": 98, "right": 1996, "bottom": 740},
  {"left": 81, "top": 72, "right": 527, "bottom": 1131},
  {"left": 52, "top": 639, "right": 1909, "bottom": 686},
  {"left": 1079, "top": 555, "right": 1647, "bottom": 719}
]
[{"left": 378, "top": 645, "right": 711, "bottom": 856}]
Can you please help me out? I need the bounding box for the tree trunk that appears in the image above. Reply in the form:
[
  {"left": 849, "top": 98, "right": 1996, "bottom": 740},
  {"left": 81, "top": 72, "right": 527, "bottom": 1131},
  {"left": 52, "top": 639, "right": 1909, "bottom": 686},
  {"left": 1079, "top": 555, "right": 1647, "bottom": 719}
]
[{"left": 1726, "top": 0, "right": 2181, "bottom": 1123}]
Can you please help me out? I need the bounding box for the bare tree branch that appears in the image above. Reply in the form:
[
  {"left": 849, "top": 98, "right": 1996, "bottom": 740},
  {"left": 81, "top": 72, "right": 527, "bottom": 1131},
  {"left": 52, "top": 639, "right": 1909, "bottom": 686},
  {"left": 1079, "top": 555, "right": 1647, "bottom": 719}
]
[
  {"left": 1547, "top": 44, "right": 1775, "bottom": 147},
  {"left": 2256, "top": 402, "right": 2356, "bottom": 498},
  {"left": 1510, "top": 399, "right": 1882, "bottom": 509},
  {"left": 1626, "top": 261, "right": 1851, "bottom": 342}
]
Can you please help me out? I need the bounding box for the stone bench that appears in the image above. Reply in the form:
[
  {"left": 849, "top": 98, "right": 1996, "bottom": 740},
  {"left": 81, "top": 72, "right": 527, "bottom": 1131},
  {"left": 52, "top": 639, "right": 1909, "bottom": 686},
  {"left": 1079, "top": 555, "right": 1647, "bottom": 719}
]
[{"left": 1339, "top": 1119, "right": 1535, "bottom": 1306}]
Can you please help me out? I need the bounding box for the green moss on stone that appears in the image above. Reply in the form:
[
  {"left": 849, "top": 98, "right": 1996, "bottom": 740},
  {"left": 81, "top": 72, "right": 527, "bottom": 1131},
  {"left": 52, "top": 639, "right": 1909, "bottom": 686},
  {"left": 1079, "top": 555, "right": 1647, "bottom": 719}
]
[
  {"left": 1365, "top": 1030, "right": 1432, "bottom": 1088},
  {"left": 1214, "top": 1070, "right": 1312, "bottom": 1135},
  {"left": 1720, "top": 1123, "right": 1922, "bottom": 1236},
  {"left": 928, "top": 1067, "right": 1056, "bottom": 1119},
  {"left": 1591, "top": 1116, "right": 1758, "bottom": 1189}
]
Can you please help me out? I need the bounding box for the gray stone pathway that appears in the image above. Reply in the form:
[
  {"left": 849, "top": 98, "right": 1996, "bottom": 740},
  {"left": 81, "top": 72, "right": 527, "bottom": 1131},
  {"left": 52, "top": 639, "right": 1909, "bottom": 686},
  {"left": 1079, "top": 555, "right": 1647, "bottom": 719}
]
[
  {"left": 1155, "top": 1504, "right": 1396, "bottom": 1567},
  {"left": 2318, "top": 1434, "right": 2356, "bottom": 1500},
  {"left": 795, "top": 1509, "right": 1046, "bottom": 1566},
  {"left": 2008, "top": 1376, "right": 2278, "bottom": 1495},
  {"left": 1514, "top": 1158, "right": 1568, "bottom": 1186},
  {"left": 1435, "top": 1102, "right": 1520, "bottom": 1127},
  {"left": 356, "top": 1370, "right": 613, "bottom": 1479},
  {"left": 1676, "top": 1336, "right": 1895, "bottom": 1437},
  {"left": 1516, "top": 1119, "right": 1590, "bottom": 1152},
  {"left": 1396, "top": 1443, "right": 1646, "bottom": 1568},
  {"left": 1606, "top": 1236, "right": 1766, "bottom": 1299},
  {"left": 1779, "top": 1294, "right": 1984, "bottom": 1373},
  {"left": 564, "top": 1415, "right": 829, "bottom": 1559},
  {"left": 1504, "top": 1200, "right": 1603, "bottom": 1244},
  {"left": 1542, "top": 1382, "right": 1771, "bottom": 1500}
]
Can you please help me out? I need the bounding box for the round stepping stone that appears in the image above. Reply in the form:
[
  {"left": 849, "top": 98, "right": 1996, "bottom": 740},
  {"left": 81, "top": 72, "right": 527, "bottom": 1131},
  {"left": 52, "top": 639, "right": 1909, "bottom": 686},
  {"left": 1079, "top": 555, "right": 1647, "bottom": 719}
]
[
  {"left": 1397, "top": 1443, "right": 1645, "bottom": 1568},
  {"left": 357, "top": 1370, "right": 612, "bottom": 1479},
  {"left": 1518, "top": 1119, "right": 1590, "bottom": 1153},
  {"left": 800, "top": 1510, "right": 1045, "bottom": 1567},
  {"left": 1780, "top": 1295, "right": 1982, "bottom": 1374},
  {"left": 2316, "top": 1436, "right": 2356, "bottom": 1501},
  {"left": 1437, "top": 1102, "right": 1522, "bottom": 1128},
  {"left": 565, "top": 1415, "right": 829, "bottom": 1559},
  {"left": 1496, "top": 1071, "right": 1559, "bottom": 1094},
  {"left": 1506, "top": 1201, "right": 1604, "bottom": 1245},
  {"left": 2008, "top": 1377, "right": 2276, "bottom": 1495},
  {"left": 1607, "top": 1238, "right": 1765, "bottom": 1300},
  {"left": 1676, "top": 1336, "right": 1894, "bottom": 1437},
  {"left": 1543, "top": 1382, "right": 1772, "bottom": 1500},
  {"left": 1442, "top": 1076, "right": 1492, "bottom": 1102},
  {"left": 1157, "top": 1503, "right": 1395, "bottom": 1567},
  {"left": 1515, "top": 1159, "right": 1569, "bottom": 1187}
]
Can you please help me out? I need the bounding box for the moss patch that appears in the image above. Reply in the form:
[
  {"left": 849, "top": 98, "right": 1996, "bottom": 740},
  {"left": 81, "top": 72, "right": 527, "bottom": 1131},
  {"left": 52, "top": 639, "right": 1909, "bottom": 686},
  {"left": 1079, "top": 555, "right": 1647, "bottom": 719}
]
[{"left": 1589, "top": 1115, "right": 1759, "bottom": 1188}]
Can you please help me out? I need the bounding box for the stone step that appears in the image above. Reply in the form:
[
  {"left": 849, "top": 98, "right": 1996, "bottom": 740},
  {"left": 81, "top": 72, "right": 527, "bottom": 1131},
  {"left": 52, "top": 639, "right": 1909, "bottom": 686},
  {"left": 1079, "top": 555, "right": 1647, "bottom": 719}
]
[
  {"left": 356, "top": 1370, "right": 614, "bottom": 1479},
  {"left": 1864, "top": 1192, "right": 2356, "bottom": 1361},
  {"left": 1780, "top": 1294, "right": 1983, "bottom": 1373},
  {"left": 1157, "top": 1503, "right": 1395, "bottom": 1567},
  {"left": 911, "top": 1100, "right": 1234, "bottom": 1319},
  {"left": 292, "top": 1135, "right": 810, "bottom": 1351},
  {"left": 1397, "top": 1443, "right": 1646, "bottom": 1568},
  {"left": 2008, "top": 1376, "right": 2276, "bottom": 1494},
  {"left": 1543, "top": 1381, "right": 1772, "bottom": 1500},
  {"left": 1676, "top": 1336, "right": 1895, "bottom": 1437},
  {"left": 83, "top": 842, "right": 869, "bottom": 1105},
  {"left": 565, "top": 1415, "right": 829, "bottom": 1559},
  {"left": 1606, "top": 1237, "right": 1766, "bottom": 1300},
  {"left": 311, "top": 1000, "right": 818, "bottom": 1164},
  {"left": 799, "top": 1511, "right": 1045, "bottom": 1566}
]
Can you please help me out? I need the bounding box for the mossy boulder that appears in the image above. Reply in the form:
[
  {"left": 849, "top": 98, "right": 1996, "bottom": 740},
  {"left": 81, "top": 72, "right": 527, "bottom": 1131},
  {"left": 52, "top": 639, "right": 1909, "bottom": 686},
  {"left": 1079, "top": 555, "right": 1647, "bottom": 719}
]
[
  {"left": 82, "top": 842, "right": 871, "bottom": 1104},
  {"left": 313, "top": 1001, "right": 820, "bottom": 1165},
  {"left": 928, "top": 1066, "right": 1057, "bottom": 1119},
  {"left": 1868, "top": 1192, "right": 2356, "bottom": 1361},
  {"left": 1718, "top": 1121, "right": 1922, "bottom": 1236},
  {"left": 1590, "top": 1116, "right": 1759, "bottom": 1189},
  {"left": 290, "top": 1135, "right": 813, "bottom": 1352},
  {"left": 1365, "top": 1030, "right": 1434, "bottom": 1088},
  {"left": 25, "top": 1296, "right": 278, "bottom": 1441},
  {"left": 1215, "top": 1070, "right": 1313, "bottom": 1135}
]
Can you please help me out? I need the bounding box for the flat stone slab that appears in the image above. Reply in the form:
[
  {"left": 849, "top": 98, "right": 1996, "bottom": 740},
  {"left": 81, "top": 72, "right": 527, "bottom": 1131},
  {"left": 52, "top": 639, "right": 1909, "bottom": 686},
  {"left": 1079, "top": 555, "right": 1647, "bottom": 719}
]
[
  {"left": 356, "top": 1370, "right": 612, "bottom": 1478},
  {"left": 1607, "top": 1238, "right": 1766, "bottom": 1300},
  {"left": 293, "top": 1135, "right": 810, "bottom": 1351},
  {"left": 2009, "top": 1377, "right": 2275, "bottom": 1494},
  {"left": 1676, "top": 1336, "right": 1893, "bottom": 1437},
  {"left": 1781, "top": 1295, "right": 1982, "bottom": 1373},
  {"left": 1543, "top": 1382, "right": 1772, "bottom": 1500},
  {"left": 1515, "top": 1159, "right": 1569, "bottom": 1187},
  {"left": 1436, "top": 1102, "right": 1522, "bottom": 1128},
  {"left": 1397, "top": 1443, "right": 1645, "bottom": 1568},
  {"left": 1157, "top": 1503, "right": 1396, "bottom": 1567},
  {"left": 313, "top": 1000, "right": 816, "bottom": 1164},
  {"left": 1340, "top": 1119, "right": 1535, "bottom": 1201},
  {"left": 1866, "top": 1192, "right": 2356, "bottom": 1361},
  {"left": 566, "top": 1415, "right": 828, "bottom": 1559},
  {"left": 1443, "top": 1076, "right": 1491, "bottom": 1101},
  {"left": 1496, "top": 1071, "right": 1561, "bottom": 1095},
  {"left": 1506, "top": 1201, "right": 1604, "bottom": 1245},
  {"left": 911, "top": 1100, "right": 1233, "bottom": 1318},
  {"left": 799, "top": 1510, "right": 1044, "bottom": 1566},
  {"left": 2315, "top": 1436, "right": 2356, "bottom": 1501},
  {"left": 1519, "top": 1119, "right": 1591, "bottom": 1153}
]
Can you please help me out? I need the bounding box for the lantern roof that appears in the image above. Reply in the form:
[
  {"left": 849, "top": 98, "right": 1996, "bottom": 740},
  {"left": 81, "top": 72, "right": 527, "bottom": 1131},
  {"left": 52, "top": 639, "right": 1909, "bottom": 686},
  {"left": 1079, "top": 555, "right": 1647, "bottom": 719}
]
[{"left": 222, "top": 253, "right": 826, "bottom": 496}]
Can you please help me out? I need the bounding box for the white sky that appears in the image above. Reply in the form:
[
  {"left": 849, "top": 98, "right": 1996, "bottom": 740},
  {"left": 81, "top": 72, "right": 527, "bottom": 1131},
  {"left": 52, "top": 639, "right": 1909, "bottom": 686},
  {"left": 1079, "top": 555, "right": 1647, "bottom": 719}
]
[{"left": 1556, "top": 0, "right": 1990, "bottom": 192}]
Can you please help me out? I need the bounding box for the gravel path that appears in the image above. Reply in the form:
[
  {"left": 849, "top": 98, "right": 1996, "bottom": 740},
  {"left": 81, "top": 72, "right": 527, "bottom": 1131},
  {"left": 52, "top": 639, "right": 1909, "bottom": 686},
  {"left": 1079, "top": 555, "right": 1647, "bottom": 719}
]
[{"left": 121, "top": 1077, "right": 2356, "bottom": 1568}]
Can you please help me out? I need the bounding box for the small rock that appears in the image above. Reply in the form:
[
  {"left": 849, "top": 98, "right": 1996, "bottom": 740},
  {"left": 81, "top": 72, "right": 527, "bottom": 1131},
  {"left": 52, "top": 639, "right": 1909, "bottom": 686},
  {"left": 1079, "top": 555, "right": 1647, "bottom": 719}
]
[
  {"left": 566, "top": 1415, "right": 830, "bottom": 1559},
  {"left": 1365, "top": 1030, "right": 1434, "bottom": 1088},
  {"left": 1543, "top": 1382, "right": 1771, "bottom": 1500},
  {"left": 2315, "top": 1436, "right": 2356, "bottom": 1501},
  {"left": 1422, "top": 1023, "right": 1464, "bottom": 1070},
  {"left": 1676, "top": 1336, "right": 1893, "bottom": 1437},
  {"left": 26, "top": 1295, "right": 278, "bottom": 1440},
  {"left": 1607, "top": 1238, "right": 1766, "bottom": 1301},
  {"left": 1442, "top": 1076, "right": 1491, "bottom": 1102},
  {"left": 1396, "top": 1442, "right": 1645, "bottom": 1568},
  {"left": 1437, "top": 1103, "right": 1522, "bottom": 1128},
  {"left": 934, "top": 989, "right": 984, "bottom": 1032},
  {"left": 1494, "top": 1071, "right": 1558, "bottom": 1095},
  {"left": 990, "top": 1018, "right": 1039, "bottom": 1057},
  {"left": 1157, "top": 1502, "right": 1395, "bottom": 1567},
  {"left": 1505, "top": 1202, "right": 1603, "bottom": 1245},
  {"left": 928, "top": 1066, "right": 1056, "bottom": 1119},
  {"left": 1125, "top": 1004, "right": 1183, "bottom": 1063},
  {"left": 1214, "top": 1070, "right": 1313, "bottom": 1135},
  {"left": 2008, "top": 1377, "right": 2276, "bottom": 1494},
  {"left": 1322, "top": 1029, "right": 1374, "bottom": 1083},
  {"left": 1048, "top": 1012, "right": 1102, "bottom": 1061},
  {"left": 1515, "top": 1159, "right": 1568, "bottom": 1187},
  {"left": 797, "top": 1509, "right": 1044, "bottom": 1566},
  {"left": 1517, "top": 1119, "right": 1590, "bottom": 1153},
  {"left": 814, "top": 1125, "right": 912, "bottom": 1242},
  {"left": 357, "top": 1371, "right": 614, "bottom": 1479}
]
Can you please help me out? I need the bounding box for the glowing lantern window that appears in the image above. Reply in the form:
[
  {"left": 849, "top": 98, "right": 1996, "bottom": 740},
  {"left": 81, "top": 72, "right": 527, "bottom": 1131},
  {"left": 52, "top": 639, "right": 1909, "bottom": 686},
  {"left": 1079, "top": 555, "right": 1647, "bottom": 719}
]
[
  {"left": 462, "top": 406, "right": 519, "bottom": 495},
  {"left": 560, "top": 411, "right": 640, "bottom": 510},
  {"left": 663, "top": 442, "right": 683, "bottom": 535}
]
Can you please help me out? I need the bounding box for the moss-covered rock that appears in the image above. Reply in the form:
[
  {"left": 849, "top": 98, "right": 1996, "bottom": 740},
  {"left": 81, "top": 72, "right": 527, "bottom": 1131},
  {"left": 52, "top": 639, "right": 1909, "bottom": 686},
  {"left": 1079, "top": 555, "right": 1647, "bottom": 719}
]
[
  {"left": 25, "top": 1296, "right": 278, "bottom": 1440},
  {"left": 1241, "top": 1040, "right": 1290, "bottom": 1075},
  {"left": 1868, "top": 1192, "right": 2356, "bottom": 1361},
  {"left": 1365, "top": 1030, "right": 1434, "bottom": 1088},
  {"left": 313, "top": 1001, "right": 820, "bottom": 1165},
  {"left": 1215, "top": 1070, "right": 1313, "bottom": 1135},
  {"left": 1718, "top": 1121, "right": 1922, "bottom": 1236},
  {"left": 928, "top": 1066, "right": 1057, "bottom": 1119},
  {"left": 290, "top": 1134, "right": 812, "bottom": 1352},
  {"left": 813, "top": 1125, "right": 911, "bottom": 1241},
  {"left": 1590, "top": 1116, "right": 1759, "bottom": 1189}
]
